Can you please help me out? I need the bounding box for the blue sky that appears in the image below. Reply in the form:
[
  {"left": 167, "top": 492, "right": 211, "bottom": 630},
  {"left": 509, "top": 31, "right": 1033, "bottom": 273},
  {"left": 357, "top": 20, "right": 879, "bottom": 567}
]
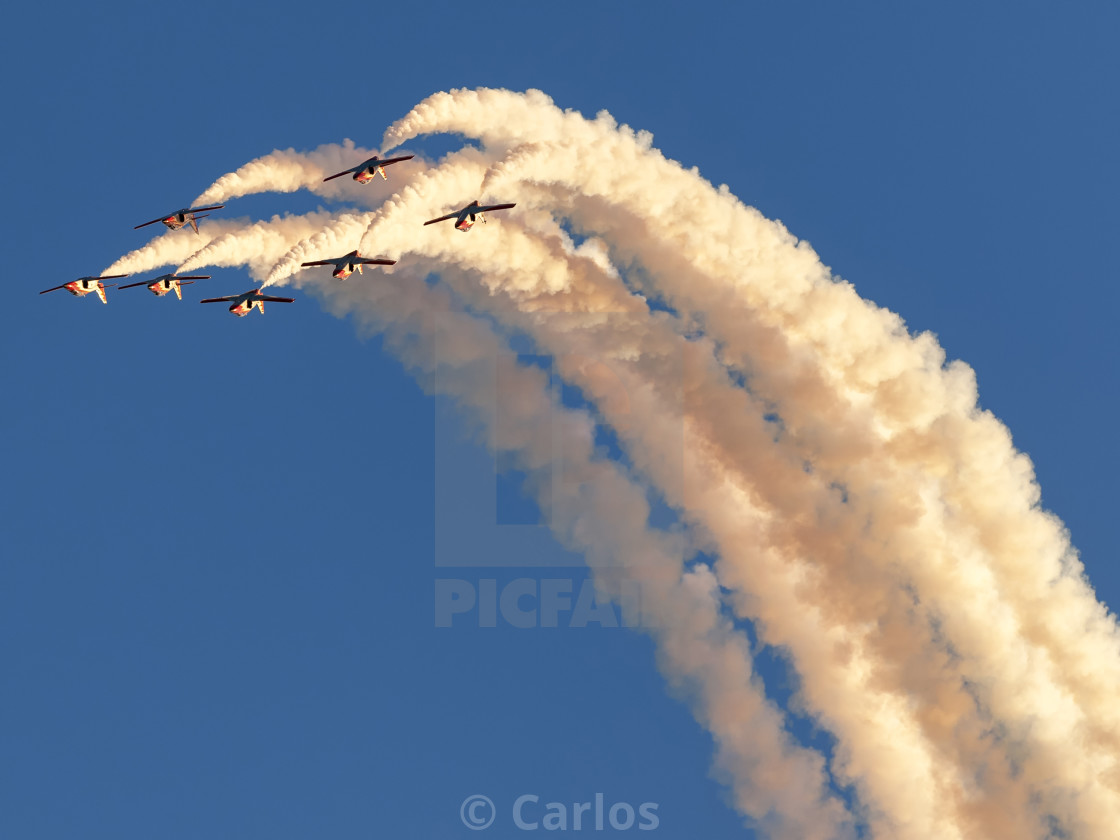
[{"left": 3, "top": 3, "right": 1118, "bottom": 838}]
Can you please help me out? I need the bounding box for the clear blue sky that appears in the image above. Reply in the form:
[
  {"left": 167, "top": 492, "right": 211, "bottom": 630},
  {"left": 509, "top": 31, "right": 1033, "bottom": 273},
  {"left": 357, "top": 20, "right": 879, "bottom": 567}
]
[{"left": 3, "top": 3, "right": 1118, "bottom": 838}]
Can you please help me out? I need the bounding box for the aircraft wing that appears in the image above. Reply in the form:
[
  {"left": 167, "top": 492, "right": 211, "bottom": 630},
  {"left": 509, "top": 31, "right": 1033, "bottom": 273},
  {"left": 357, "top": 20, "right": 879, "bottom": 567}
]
[
  {"left": 177, "top": 275, "right": 211, "bottom": 280},
  {"left": 258, "top": 295, "right": 295, "bottom": 303},
  {"left": 477, "top": 203, "right": 517, "bottom": 213},
  {"left": 199, "top": 296, "right": 239, "bottom": 304},
  {"left": 356, "top": 258, "right": 397, "bottom": 266},
  {"left": 189, "top": 204, "right": 225, "bottom": 213},
  {"left": 300, "top": 260, "right": 338, "bottom": 267},
  {"left": 379, "top": 155, "right": 414, "bottom": 167},
  {"left": 39, "top": 274, "right": 127, "bottom": 293},
  {"left": 118, "top": 280, "right": 153, "bottom": 290},
  {"left": 423, "top": 211, "right": 460, "bottom": 226},
  {"left": 322, "top": 166, "right": 357, "bottom": 182},
  {"left": 134, "top": 216, "right": 166, "bottom": 229}
]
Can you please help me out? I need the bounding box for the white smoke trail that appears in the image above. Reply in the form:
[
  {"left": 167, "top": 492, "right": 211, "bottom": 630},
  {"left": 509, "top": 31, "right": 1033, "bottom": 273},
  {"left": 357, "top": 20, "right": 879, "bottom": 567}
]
[
  {"left": 193, "top": 139, "right": 425, "bottom": 209},
  {"left": 194, "top": 140, "right": 368, "bottom": 205},
  {"left": 263, "top": 211, "right": 375, "bottom": 288},
  {"left": 471, "top": 155, "right": 1120, "bottom": 834},
  {"left": 307, "top": 265, "right": 856, "bottom": 840},
  {"left": 177, "top": 211, "right": 337, "bottom": 282},
  {"left": 102, "top": 88, "right": 1120, "bottom": 839},
  {"left": 470, "top": 148, "right": 1112, "bottom": 834},
  {"left": 330, "top": 155, "right": 1005, "bottom": 840},
  {"left": 103, "top": 220, "right": 245, "bottom": 276},
  {"left": 381, "top": 89, "right": 1120, "bottom": 837},
  {"left": 257, "top": 145, "right": 958, "bottom": 836},
  {"left": 254, "top": 186, "right": 861, "bottom": 835},
  {"left": 260, "top": 141, "right": 1047, "bottom": 839},
  {"left": 113, "top": 195, "right": 860, "bottom": 837}
]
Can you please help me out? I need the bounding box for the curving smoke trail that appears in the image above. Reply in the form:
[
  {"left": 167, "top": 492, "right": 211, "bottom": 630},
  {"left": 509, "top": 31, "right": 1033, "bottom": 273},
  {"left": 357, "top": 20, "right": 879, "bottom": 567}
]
[
  {"left": 380, "top": 90, "right": 1120, "bottom": 837},
  {"left": 331, "top": 154, "right": 1015, "bottom": 840},
  {"left": 124, "top": 155, "right": 855, "bottom": 839},
  {"left": 177, "top": 211, "right": 337, "bottom": 282},
  {"left": 105, "top": 89, "right": 1120, "bottom": 840},
  {"left": 103, "top": 220, "right": 245, "bottom": 276},
  {"left": 269, "top": 156, "right": 1001, "bottom": 838},
  {"left": 193, "top": 140, "right": 372, "bottom": 206},
  {"left": 193, "top": 139, "right": 428, "bottom": 209},
  {"left": 181, "top": 164, "right": 864, "bottom": 840},
  {"left": 313, "top": 262, "right": 855, "bottom": 840}
]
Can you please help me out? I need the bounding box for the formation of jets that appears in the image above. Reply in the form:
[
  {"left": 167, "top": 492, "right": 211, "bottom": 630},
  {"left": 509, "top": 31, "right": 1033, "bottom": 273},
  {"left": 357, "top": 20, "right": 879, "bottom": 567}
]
[{"left": 45, "top": 152, "right": 518, "bottom": 317}]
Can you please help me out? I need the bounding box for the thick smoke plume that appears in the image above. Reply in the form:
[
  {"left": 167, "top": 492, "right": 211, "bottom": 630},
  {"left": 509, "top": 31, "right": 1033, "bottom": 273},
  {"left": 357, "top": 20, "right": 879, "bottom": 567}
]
[{"left": 107, "top": 89, "right": 1120, "bottom": 840}]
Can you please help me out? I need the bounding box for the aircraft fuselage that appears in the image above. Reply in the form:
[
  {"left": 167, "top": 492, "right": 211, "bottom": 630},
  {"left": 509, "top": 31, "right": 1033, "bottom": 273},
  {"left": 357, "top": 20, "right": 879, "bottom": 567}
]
[
  {"left": 149, "top": 278, "right": 189, "bottom": 299},
  {"left": 161, "top": 212, "right": 189, "bottom": 231},
  {"left": 333, "top": 262, "right": 362, "bottom": 279},
  {"left": 353, "top": 158, "right": 388, "bottom": 183},
  {"left": 455, "top": 203, "right": 486, "bottom": 232},
  {"left": 229, "top": 297, "right": 266, "bottom": 317},
  {"left": 63, "top": 278, "right": 109, "bottom": 303}
]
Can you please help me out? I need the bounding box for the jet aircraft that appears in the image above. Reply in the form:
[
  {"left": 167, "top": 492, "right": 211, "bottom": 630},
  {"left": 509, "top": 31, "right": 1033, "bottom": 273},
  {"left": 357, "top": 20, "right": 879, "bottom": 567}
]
[
  {"left": 199, "top": 288, "right": 295, "bottom": 317},
  {"left": 299, "top": 251, "right": 396, "bottom": 280},
  {"left": 118, "top": 273, "right": 211, "bottom": 300},
  {"left": 322, "top": 154, "right": 414, "bottom": 184},
  {"left": 134, "top": 205, "right": 225, "bottom": 234},
  {"left": 39, "top": 274, "right": 128, "bottom": 304},
  {"left": 423, "top": 200, "right": 516, "bottom": 232}
]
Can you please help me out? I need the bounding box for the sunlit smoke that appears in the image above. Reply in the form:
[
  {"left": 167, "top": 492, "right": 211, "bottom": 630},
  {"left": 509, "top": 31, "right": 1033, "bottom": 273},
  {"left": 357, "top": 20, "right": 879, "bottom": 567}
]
[{"left": 105, "top": 88, "right": 1120, "bottom": 840}]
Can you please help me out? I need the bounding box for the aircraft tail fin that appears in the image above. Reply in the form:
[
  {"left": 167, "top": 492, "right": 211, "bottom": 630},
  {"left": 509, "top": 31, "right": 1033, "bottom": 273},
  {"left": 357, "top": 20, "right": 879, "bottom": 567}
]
[
  {"left": 189, "top": 216, "right": 199, "bottom": 234},
  {"left": 378, "top": 166, "right": 387, "bottom": 180},
  {"left": 96, "top": 283, "right": 108, "bottom": 304}
]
